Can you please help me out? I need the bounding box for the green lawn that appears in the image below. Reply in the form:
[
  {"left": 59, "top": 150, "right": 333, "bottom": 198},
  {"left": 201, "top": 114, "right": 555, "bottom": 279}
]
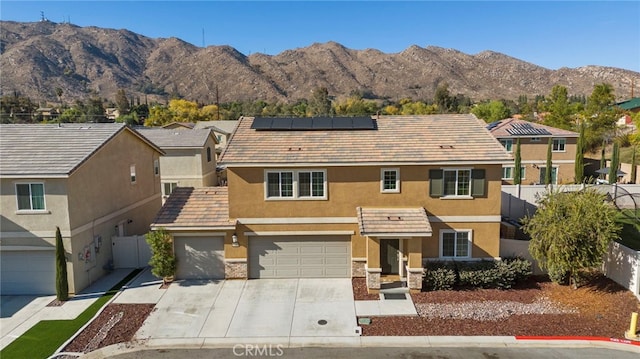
[
  {"left": 616, "top": 210, "right": 640, "bottom": 250},
  {"left": 0, "top": 269, "right": 139, "bottom": 359}
]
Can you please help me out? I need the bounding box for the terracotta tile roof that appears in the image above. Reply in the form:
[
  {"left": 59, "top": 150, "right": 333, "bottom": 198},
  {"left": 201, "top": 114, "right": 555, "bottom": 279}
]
[
  {"left": 488, "top": 118, "right": 578, "bottom": 138},
  {"left": 219, "top": 115, "right": 511, "bottom": 166},
  {"left": 151, "top": 187, "right": 235, "bottom": 229},
  {"left": 357, "top": 207, "right": 432, "bottom": 236}
]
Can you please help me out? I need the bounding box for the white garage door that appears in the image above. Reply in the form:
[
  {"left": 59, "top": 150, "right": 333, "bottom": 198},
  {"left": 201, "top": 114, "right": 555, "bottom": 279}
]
[
  {"left": 174, "top": 236, "right": 224, "bottom": 280},
  {"left": 1, "top": 250, "right": 56, "bottom": 295},
  {"left": 249, "top": 236, "right": 351, "bottom": 278}
]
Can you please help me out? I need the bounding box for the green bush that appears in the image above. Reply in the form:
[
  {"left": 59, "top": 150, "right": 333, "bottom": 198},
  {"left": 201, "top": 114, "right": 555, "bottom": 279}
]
[
  {"left": 422, "top": 258, "right": 532, "bottom": 291},
  {"left": 423, "top": 262, "right": 457, "bottom": 291}
]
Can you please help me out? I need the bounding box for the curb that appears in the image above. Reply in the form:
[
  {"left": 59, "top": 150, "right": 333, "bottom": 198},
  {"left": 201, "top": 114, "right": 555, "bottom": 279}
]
[{"left": 79, "top": 335, "right": 640, "bottom": 358}]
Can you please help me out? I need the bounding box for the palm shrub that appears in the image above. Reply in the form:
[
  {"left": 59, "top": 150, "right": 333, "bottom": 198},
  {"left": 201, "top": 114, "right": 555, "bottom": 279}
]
[
  {"left": 55, "top": 226, "right": 69, "bottom": 301},
  {"left": 145, "top": 228, "right": 176, "bottom": 283}
]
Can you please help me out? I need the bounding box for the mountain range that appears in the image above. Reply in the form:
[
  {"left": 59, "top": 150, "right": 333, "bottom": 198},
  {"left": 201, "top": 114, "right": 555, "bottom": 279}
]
[{"left": 1, "top": 20, "right": 639, "bottom": 105}]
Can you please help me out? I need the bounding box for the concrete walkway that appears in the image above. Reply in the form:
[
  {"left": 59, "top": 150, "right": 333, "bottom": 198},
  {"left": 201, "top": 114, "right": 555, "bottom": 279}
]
[{"left": 1, "top": 268, "right": 134, "bottom": 350}]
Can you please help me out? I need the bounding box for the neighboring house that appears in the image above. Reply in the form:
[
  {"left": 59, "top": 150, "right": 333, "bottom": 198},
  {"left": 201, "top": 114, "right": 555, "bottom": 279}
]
[
  {"left": 488, "top": 118, "right": 578, "bottom": 185},
  {"left": 151, "top": 115, "right": 511, "bottom": 292},
  {"left": 194, "top": 120, "right": 239, "bottom": 158},
  {"left": 105, "top": 108, "right": 120, "bottom": 121},
  {"left": 0, "top": 123, "right": 163, "bottom": 295},
  {"left": 616, "top": 98, "right": 640, "bottom": 113},
  {"left": 162, "top": 122, "right": 195, "bottom": 130},
  {"left": 137, "top": 128, "right": 218, "bottom": 201}
]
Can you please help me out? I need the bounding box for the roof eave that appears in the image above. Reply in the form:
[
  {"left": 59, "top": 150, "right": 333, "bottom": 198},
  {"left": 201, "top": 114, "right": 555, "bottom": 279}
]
[
  {"left": 360, "top": 232, "right": 433, "bottom": 237},
  {"left": 220, "top": 160, "right": 513, "bottom": 168}
]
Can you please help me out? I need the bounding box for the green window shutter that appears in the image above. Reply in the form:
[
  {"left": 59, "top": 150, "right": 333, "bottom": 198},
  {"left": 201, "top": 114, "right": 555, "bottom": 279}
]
[
  {"left": 429, "top": 169, "right": 444, "bottom": 197},
  {"left": 471, "top": 169, "right": 486, "bottom": 197}
]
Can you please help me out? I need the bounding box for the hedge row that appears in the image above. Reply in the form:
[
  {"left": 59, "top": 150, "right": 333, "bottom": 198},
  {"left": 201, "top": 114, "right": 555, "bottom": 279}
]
[{"left": 423, "top": 257, "right": 532, "bottom": 291}]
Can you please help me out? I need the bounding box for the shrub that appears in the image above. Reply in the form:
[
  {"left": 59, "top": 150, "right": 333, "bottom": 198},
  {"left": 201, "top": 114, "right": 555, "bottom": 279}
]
[
  {"left": 423, "top": 261, "right": 457, "bottom": 291},
  {"left": 145, "top": 228, "right": 177, "bottom": 283},
  {"left": 457, "top": 261, "right": 499, "bottom": 288}
]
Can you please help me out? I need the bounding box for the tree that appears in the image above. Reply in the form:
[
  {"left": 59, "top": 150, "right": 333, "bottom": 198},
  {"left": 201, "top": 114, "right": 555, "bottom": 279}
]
[
  {"left": 544, "top": 85, "right": 573, "bottom": 130},
  {"left": 55, "top": 87, "right": 64, "bottom": 108},
  {"left": 308, "top": 87, "right": 332, "bottom": 117},
  {"left": 545, "top": 138, "right": 552, "bottom": 185},
  {"left": 514, "top": 138, "right": 522, "bottom": 185},
  {"left": 55, "top": 227, "right": 69, "bottom": 301},
  {"left": 115, "top": 88, "right": 130, "bottom": 117},
  {"left": 583, "top": 83, "right": 619, "bottom": 151},
  {"left": 145, "top": 228, "right": 177, "bottom": 284},
  {"left": 609, "top": 141, "right": 619, "bottom": 184},
  {"left": 470, "top": 100, "right": 511, "bottom": 122},
  {"left": 434, "top": 83, "right": 453, "bottom": 113},
  {"left": 522, "top": 188, "right": 621, "bottom": 288},
  {"left": 574, "top": 123, "right": 585, "bottom": 183}
]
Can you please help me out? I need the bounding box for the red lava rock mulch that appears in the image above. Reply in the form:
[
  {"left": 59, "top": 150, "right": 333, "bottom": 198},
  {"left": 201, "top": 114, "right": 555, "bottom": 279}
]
[
  {"left": 63, "top": 303, "right": 154, "bottom": 353},
  {"left": 359, "top": 275, "right": 640, "bottom": 338},
  {"left": 352, "top": 278, "right": 379, "bottom": 300}
]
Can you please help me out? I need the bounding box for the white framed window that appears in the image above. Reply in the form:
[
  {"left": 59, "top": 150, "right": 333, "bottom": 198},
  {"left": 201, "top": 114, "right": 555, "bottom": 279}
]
[
  {"left": 163, "top": 182, "right": 178, "bottom": 197},
  {"left": 443, "top": 169, "right": 471, "bottom": 197},
  {"left": 153, "top": 159, "right": 160, "bottom": 176},
  {"left": 265, "top": 169, "right": 327, "bottom": 200},
  {"left": 130, "top": 164, "right": 136, "bottom": 184},
  {"left": 499, "top": 139, "right": 513, "bottom": 152},
  {"left": 502, "top": 166, "right": 526, "bottom": 180},
  {"left": 539, "top": 166, "right": 558, "bottom": 185},
  {"left": 439, "top": 230, "right": 472, "bottom": 258},
  {"left": 381, "top": 168, "right": 400, "bottom": 193},
  {"left": 552, "top": 138, "right": 566, "bottom": 152},
  {"left": 16, "top": 183, "right": 46, "bottom": 211}
]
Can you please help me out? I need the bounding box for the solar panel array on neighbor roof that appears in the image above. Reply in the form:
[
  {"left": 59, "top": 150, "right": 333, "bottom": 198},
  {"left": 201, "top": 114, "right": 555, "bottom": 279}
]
[
  {"left": 250, "top": 117, "right": 376, "bottom": 130},
  {"left": 506, "top": 122, "right": 552, "bottom": 136}
]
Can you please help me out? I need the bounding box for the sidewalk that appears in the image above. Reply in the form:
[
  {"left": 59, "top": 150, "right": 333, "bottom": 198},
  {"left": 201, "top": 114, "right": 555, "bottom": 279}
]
[{"left": 0, "top": 268, "right": 133, "bottom": 350}]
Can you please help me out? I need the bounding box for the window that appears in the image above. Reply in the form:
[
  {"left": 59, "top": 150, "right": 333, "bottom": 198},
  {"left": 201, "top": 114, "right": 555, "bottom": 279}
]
[
  {"left": 163, "top": 182, "right": 178, "bottom": 197},
  {"left": 499, "top": 139, "right": 513, "bottom": 152},
  {"left": 16, "top": 183, "right": 45, "bottom": 211},
  {"left": 130, "top": 165, "right": 136, "bottom": 183},
  {"left": 539, "top": 167, "right": 558, "bottom": 185},
  {"left": 430, "top": 169, "right": 485, "bottom": 198},
  {"left": 206, "top": 147, "right": 212, "bottom": 162},
  {"left": 153, "top": 159, "right": 160, "bottom": 176},
  {"left": 298, "top": 171, "right": 325, "bottom": 197},
  {"left": 265, "top": 170, "right": 326, "bottom": 199},
  {"left": 440, "top": 230, "right": 471, "bottom": 258},
  {"left": 552, "top": 138, "right": 566, "bottom": 152},
  {"left": 530, "top": 137, "right": 541, "bottom": 142},
  {"left": 502, "top": 166, "right": 526, "bottom": 180},
  {"left": 381, "top": 168, "right": 400, "bottom": 193}
]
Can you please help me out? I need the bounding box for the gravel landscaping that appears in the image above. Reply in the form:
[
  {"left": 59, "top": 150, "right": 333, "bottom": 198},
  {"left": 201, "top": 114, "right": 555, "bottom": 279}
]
[{"left": 57, "top": 274, "right": 639, "bottom": 355}]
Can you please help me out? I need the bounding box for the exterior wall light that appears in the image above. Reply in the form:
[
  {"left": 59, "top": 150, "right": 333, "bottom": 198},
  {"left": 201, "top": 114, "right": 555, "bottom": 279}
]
[{"left": 232, "top": 233, "right": 239, "bottom": 247}]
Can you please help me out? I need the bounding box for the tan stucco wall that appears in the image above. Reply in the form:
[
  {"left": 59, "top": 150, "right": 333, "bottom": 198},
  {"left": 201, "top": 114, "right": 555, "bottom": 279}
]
[
  {"left": 227, "top": 165, "right": 502, "bottom": 218},
  {"left": 423, "top": 222, "right": 500, "bottom": 259},
  {"left": 501, "top": 137, "right": 577, "bottom": 185},
  {"left": 1, "top": 178, "right": 71, "bottom": 243},
  {"left": 159, "top": 136, "right": 218, "bottom": 188}
]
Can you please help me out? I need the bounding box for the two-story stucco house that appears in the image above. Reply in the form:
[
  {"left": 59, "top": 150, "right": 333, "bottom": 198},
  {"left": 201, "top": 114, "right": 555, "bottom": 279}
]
[
  {"left": 488, "top": 118, "right": 578, "bottom": 185},
  {"left": 151, "top": 115, "right": 511, "bottom": 292},
  {"left": 194, "top": 120, "right": 239, "bottom": 158},
  {"left": 137, "top": 128, "right": 218, "bottom": 201},
  {"left": 0, "top": 123, "right": 163, "bottom": 295}
]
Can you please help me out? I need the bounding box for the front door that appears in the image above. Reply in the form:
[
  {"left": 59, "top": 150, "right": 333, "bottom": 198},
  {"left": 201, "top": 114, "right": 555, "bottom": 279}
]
[{"left": 380, "top": 239, "right": 400, "bottom": 274}]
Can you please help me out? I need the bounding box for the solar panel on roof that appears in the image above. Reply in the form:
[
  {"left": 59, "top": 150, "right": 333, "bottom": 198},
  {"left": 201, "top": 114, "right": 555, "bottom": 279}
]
[
  {"left": 292, "top": 118, "right": 312, "bottom": 129},
  {"left": 270, "top": 118, "right": 293, "bottom": 130},
  {"left": 506, "top": 123, "right": 551, "bottom": 136},
  {"left": 250, "top": 117, "right": 273, "bottom": 130},
  {"left": 251, "top": 116, "right": 376, "bottom": 131},
  {"left": 486, "top": 121, "right": 502, "bottom": 131}
]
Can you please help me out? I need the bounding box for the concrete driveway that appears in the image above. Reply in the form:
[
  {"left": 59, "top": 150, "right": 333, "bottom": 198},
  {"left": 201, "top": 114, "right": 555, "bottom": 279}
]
[{"left": 135, "top": 278, "right": 358, "bottom": 340}]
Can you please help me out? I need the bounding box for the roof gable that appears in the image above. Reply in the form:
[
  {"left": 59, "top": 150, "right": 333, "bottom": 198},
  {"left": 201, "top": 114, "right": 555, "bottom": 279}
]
[
  {"left": 136, "top": 128, "right": 218, "bottom": 149},
  {"left": 488, "top": 118, "right": 578, "bottom": 138}
]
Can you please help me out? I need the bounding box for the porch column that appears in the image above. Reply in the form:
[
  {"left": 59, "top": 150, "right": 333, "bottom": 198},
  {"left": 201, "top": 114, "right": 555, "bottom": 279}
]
[
  {"left": 406, "top": 237, "right": 424, "bottom": 292},
  {"left": 365, "top": 236, "right": 381, "bottom": 292}
]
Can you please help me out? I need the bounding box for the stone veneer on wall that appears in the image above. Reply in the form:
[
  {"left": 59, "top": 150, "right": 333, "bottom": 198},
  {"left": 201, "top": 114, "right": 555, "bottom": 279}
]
[
  {"left": 225, "top": 260, "right": 247, "bottom": 279},
  {"left": 352, "top": 259, "right": 366, "bottom": 277}
]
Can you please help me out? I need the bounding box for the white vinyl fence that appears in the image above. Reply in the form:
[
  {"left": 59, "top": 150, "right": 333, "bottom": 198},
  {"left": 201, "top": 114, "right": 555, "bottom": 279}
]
[
  {"left": 112, "top": 235, "right": 152, "bottom": 269},
  {"left": 603, "top": 241, "right": 640, "bottom": 300},
  {"left": 499, "top": 238, "right": 544, "bottom": 275}
]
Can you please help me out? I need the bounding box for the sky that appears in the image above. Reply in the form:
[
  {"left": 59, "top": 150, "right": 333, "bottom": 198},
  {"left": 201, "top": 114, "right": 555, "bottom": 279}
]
[{"left": 1, "top": 1, "right": 639, "bottom": 72}]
